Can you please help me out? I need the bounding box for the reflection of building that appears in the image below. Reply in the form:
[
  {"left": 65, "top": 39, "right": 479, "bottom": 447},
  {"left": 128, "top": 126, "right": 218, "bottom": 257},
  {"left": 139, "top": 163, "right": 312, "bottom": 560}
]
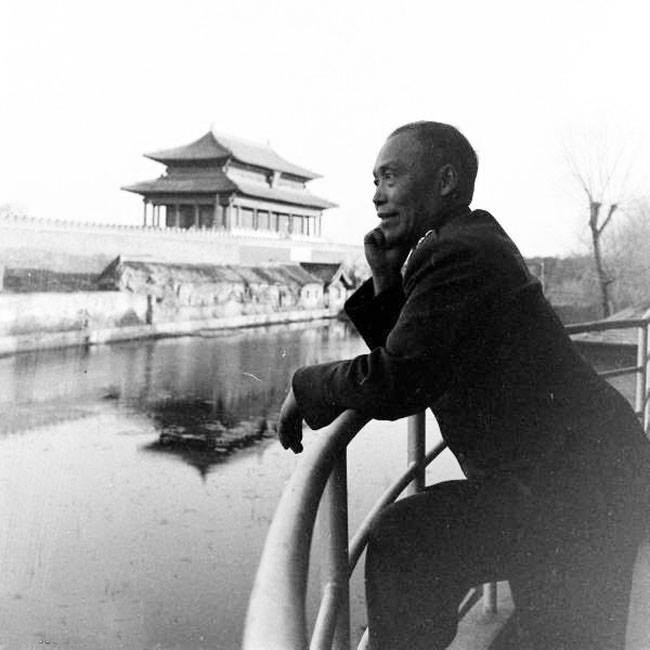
[{"left": 122, "top": 130, "right": 336, "bottom": 240}]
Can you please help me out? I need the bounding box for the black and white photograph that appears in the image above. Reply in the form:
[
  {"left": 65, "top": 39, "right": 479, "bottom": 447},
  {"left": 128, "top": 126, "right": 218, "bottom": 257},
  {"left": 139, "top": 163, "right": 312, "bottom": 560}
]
[{"left": 1, "top": 1, "right": 650, "bottom": 648}]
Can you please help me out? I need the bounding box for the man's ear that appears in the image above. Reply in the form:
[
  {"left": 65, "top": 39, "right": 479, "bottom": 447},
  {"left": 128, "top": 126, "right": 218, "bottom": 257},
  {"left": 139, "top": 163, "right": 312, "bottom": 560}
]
[{"left": 438, "top": 164, "right": 458, "bottom": 197}]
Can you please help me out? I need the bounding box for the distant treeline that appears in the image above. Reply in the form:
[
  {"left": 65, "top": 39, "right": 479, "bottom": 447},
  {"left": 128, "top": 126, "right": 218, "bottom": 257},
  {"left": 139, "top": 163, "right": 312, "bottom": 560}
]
[{"left": 526, "top": 255, "right": 630, "bottom": 323}]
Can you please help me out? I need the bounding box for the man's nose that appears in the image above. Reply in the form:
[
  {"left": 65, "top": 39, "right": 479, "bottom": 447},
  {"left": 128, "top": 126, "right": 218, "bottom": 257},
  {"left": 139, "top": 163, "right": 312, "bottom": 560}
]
[{"left": 373, "top": 185, "right": 386, "bottom": 208}]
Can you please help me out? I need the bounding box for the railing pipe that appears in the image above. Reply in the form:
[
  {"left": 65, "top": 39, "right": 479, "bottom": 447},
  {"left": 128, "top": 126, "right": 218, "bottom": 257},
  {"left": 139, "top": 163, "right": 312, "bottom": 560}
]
[
  {"left": 312, "top": 451, "right": 350, "bottom": 650},
  {"left": 565, "top": 317, "right": 650, "bottom": 334},
  {"left": 348, "top": 441, "right": 447, "bottom": 572},
  {"left": 635, "top": 325, "right": 647, "bottom": 419},
  {"left": 243, "top": 410, "right": 369, "bottom": 650},
  {"left": 483, "top": 581, "right": 498, "bottom": 615},
  {"left": 311, "top": 585, "right": 345, "bottom": 650},
  {"left": 406, "top": 412, "right": 426, "bottom": 495},
  {"left": 599, "top": 365, "right": 644, "bottom": 380},
  {"left": 638, "top": 323, "right": 649, "bottom": 433}
]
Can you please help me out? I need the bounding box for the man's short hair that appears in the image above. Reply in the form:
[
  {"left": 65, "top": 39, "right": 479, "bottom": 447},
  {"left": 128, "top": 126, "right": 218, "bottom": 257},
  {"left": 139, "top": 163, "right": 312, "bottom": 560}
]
[{"left": 390, "top": 121, "right": 478, "bottom": 204}]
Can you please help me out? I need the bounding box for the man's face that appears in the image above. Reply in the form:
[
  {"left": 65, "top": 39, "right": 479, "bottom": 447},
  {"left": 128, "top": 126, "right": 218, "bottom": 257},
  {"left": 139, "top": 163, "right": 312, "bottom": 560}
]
[{"left": 372, "top": 132, "right": 443, "bottom": 248}]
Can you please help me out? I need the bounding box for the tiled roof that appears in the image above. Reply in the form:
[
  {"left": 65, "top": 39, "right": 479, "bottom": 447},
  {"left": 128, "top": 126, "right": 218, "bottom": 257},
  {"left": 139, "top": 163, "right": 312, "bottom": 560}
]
[
  {"left": 145, "top": 130, "right": 320, "bottom": 180},
  {"left": 122, "top": 173, "right": 336, "bottom": 210},
  {"left": 246, "top": 265, "right": 321, "bottom": 287},
  {"left": 122, "top": 173, "right": 237, "bottom": 195},
  {"left": 300, "top": 262, "right": 342, "bottom": 284},
  {"left": 100, "top": 258, "right": 323, "bottom": 288},
  {"left": 215, "top": 131, "right": 319, "bottom": 179},
  {"left": 233, "top": 179, "right": 336, "bottom": 209},
  {"left": 300, "top": 262, "right": 355, "bottom": 289},
  {"left": 145, "top": 132, "right": 230, "bottom": 163}
]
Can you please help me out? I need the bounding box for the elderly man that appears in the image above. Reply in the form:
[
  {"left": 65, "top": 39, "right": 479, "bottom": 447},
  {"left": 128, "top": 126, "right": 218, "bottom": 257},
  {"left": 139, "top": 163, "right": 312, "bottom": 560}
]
[{"left": 278, "top": 121, "right": 649, "bottom": 649}]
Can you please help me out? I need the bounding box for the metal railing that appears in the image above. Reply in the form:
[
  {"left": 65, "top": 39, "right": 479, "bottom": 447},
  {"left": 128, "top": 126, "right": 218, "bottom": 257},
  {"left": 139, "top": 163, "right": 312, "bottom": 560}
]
[
  {"left": 243, "top": 317, "right": 650, "bottom": 650},
  {"left": 566, "top": 317, "right": 650, "bottom": 430}
]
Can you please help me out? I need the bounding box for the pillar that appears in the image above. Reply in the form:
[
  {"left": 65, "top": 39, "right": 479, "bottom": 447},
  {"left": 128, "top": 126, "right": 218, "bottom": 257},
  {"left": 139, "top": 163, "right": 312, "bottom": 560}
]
[
  {"left": 174, "top": 204, "right": 180, "bottom": 229},
  {"left": 194, "top": 204, "right": 200, "bottom": 228},
  {"left": 142, "top": 199, "right": 148, "bottom": 227},
  {"left": 224, "top": 198, "right": 233, "bottom": 230}
]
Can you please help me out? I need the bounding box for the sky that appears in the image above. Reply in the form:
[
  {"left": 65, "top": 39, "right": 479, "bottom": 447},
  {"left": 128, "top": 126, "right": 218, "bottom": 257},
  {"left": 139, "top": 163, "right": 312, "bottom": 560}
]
[{"left": 1, "top": 0, "right": 649, "bottom": 257}]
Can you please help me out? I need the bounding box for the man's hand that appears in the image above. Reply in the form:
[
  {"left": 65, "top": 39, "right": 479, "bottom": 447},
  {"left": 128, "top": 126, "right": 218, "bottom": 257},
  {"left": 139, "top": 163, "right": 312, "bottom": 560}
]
[
  {"left": 277, "top": 387, "right": 304, "bottom": 454},
  {"left": 364, "top": 227, "right": 410, "bottom": 295}
]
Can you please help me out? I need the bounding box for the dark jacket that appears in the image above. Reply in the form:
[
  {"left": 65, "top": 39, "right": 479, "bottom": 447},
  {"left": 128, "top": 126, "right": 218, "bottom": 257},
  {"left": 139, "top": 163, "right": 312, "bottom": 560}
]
[{"left": 293, "top": 208, "right": 649, "bottom": 496}]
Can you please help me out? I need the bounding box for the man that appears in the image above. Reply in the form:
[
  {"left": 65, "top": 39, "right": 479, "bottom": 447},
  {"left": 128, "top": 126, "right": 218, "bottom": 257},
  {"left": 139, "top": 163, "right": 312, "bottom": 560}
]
[{"left": 277, "top": 121, "right": 649, "bottom": 649}]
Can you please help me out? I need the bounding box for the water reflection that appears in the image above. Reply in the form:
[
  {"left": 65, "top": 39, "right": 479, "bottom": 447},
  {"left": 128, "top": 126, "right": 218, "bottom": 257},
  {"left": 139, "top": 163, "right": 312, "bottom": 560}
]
[
  {"left": 0, "top": 319, "right": 360, "bottom": 471},
  {"left": 142, "top": 398, "right": 275, "bottom": 479},
  {"left": 0, "top": 318, "right": 373, "bottom": 649},
  {"left": 118, "top": 320, "right": 359, "bottom": 475}
]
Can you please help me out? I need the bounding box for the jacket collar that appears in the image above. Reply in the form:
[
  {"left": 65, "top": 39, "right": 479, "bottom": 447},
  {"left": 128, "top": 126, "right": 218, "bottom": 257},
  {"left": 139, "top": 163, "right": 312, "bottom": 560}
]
[
  {"left": 433, "top": 203, "right": 472, "bottom": 235},
  {"left": 402, "top": 204, "right": 473, "bottom": 283},
  {"left": 411, "top": 204, "right": 471, "bottom": 252}
]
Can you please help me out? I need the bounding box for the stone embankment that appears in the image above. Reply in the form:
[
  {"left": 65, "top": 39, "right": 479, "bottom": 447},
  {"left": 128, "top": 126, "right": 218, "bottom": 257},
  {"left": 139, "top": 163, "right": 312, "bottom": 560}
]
[{"left": 0, "top": 254, "right": 351, "bottom": 356}]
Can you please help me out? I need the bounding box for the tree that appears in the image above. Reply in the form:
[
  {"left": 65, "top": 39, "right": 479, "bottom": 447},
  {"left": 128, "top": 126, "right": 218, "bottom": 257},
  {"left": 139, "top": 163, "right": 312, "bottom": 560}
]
[
  {"left": 606, "top": 200, "right": 650, "bottom": 309},
  {"left": 563, "top": 131, "right": 636, "bottom": 317}
]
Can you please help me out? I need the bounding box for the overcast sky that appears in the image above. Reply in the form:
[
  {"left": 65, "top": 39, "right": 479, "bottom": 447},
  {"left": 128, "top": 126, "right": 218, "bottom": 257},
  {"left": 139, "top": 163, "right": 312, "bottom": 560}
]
[{"left": 1, "top": 0, "right": 649, "bottom": 256}]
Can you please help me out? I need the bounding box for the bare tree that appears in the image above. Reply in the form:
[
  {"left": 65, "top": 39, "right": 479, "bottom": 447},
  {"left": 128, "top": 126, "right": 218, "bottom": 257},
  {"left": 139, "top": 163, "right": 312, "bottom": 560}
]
[
  {"left": 607, "top": 200, "right": 650, "bottom": 309},
  {"left": 563, "top": 131, "right": 636, "bottom": 317}
]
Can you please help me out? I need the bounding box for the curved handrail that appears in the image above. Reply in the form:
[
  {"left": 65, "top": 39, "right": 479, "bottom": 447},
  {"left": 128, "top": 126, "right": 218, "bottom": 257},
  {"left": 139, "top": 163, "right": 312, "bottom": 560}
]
[
  {"left": 243, "top": 410, "right": 369, "bottom": 650},
  {"left": 347, "top": 440, "right": 446, "bottom": 572},
  {"left": 244, "top": 411, "right": 448, "bottom": 650}
]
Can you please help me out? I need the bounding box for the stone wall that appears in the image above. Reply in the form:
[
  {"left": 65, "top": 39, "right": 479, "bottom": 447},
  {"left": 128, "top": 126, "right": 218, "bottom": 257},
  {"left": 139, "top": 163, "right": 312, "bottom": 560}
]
[
  {"left": 0, "top": 214, "right": 362, "bottom": 270},
  {"left": 0, "top": 292, "right": 148, "bottom": 336},
  {"left": 100, "top": 259, "right": 326, "bottom": 322},
  {"left": 0, "top": 238, "right": 349, "bottom": 355}
]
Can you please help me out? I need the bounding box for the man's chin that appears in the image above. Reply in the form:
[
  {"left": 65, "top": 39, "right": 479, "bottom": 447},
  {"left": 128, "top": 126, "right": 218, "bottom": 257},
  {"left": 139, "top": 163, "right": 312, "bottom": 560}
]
[
  {"left": 378, "top": 224, "right": 402, "bottom": 247},
  {"left": 380, "top": 229, "right": 407, "bottom": 249}
]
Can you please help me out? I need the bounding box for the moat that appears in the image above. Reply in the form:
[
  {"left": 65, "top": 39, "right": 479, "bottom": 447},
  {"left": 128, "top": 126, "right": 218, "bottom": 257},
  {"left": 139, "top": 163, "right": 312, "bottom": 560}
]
[{"left": 0, "top": 321, "right": 635, "bottom": 648}]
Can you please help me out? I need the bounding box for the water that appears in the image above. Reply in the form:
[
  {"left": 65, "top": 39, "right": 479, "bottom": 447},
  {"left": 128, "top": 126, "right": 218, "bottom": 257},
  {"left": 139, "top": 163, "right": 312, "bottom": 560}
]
[
  {"left": 0, "top": 320, "right": 462, "bottom": 649},
  {"left": 0, "top": 325, "right": 635, "bottom": 649}
]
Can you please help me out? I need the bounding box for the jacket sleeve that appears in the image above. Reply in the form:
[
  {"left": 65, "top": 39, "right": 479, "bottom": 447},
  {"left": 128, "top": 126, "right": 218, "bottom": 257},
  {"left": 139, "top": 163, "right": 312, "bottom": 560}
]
[
  {"left": 343, "top": 278, "right": 405, "bottom": 350},
  {"left": 292, "top": 238, "right": 528, "bottom": 430}
]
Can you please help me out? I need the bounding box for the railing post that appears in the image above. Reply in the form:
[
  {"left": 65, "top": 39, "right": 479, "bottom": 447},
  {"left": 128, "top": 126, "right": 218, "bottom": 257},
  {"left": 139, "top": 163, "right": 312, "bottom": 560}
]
[
  {"left": 635, "top": 324, "right": 649, "bottom": 434},
  {"left": 483, "top": 582, "right": 498, "bottom": 615},
  {"left": 315, "top": 450, "right": 350, "bottom": 650},
  {"left": 406, "top": 412, "right": 426, "bottom": 495},
  {"left": 643, "top": 321, "right": 650, "bottom": 434}
]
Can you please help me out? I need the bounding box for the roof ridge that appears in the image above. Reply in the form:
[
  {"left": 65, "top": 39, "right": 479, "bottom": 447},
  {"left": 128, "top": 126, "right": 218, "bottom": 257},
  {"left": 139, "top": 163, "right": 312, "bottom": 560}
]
[
  {"left": 207, "top": 129, "right": 234, "bottom": 157},
  {"left": 210, "top": 127, "right": 270, "bottom": 151},
  {"left": 211, "top": 129, "right": 320, "bottom": 179}
]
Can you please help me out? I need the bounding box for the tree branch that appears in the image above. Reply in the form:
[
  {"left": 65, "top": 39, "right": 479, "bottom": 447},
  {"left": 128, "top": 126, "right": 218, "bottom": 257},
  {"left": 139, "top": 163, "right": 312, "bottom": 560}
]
[{"left": 598, "top": 203, "right": 618, "bottom": 235}]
